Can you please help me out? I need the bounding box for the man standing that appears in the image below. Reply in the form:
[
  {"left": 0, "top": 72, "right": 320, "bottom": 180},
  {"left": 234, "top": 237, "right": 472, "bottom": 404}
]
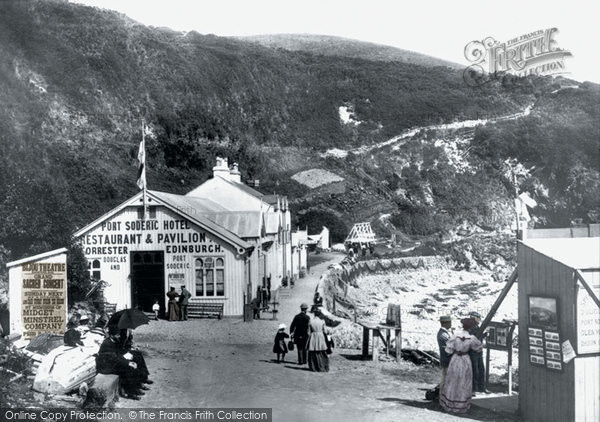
[
  {"left": 179, "top": 285, "right": 191, "bottom": 321},
  {"left": 437, "top": 315, "right": 452, "bottom": 395},
  {"left": 290, "top": 303, "right": 310, "bottom": 365},
  {"left": 468, "top": 311, "right": 486, "bottom": 394}
]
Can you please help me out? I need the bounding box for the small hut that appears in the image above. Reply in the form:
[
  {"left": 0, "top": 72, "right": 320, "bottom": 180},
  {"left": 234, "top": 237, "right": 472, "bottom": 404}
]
[{"left": 518, "top": 236, "right": 599, "bottom": 422}]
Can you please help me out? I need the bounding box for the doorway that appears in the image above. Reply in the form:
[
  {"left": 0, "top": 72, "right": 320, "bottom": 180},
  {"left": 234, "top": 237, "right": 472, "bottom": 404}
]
[{"left": 130, "top": 251, "right": 165, "bottom": 314}]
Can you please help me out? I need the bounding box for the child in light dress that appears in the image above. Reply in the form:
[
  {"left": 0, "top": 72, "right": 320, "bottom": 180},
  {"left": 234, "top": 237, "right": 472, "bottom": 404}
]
[{"left": 152, "top": 300, "right": 160, "bottom": 320}]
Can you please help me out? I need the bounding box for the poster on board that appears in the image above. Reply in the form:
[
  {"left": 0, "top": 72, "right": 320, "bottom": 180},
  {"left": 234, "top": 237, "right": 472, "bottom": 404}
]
[
  {"left": 576, "top": 283, "right": 600, "bottom": 354},
  {"left": 21, "top": 261, "right": 67, "bottom": 340}
]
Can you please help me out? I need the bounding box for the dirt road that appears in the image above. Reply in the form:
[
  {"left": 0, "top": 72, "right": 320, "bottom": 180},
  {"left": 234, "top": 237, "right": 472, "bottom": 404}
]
[{"left": 125, "top": 252, "right": 519, "bottom": 422}]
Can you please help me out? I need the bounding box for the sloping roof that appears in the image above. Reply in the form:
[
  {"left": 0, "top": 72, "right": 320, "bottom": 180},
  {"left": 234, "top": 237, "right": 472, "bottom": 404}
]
[
  {"left": 7, "top": 248, "right": 68, "bottom": 268},
  {"left": 73, "top": 191, "right": 251, "bottom": 250},
  {"left": 523, "top": 237, "right": 600, "bottom": 270},
  {"left": 265, "top": 212, "right": 280, "bottom": 234},
  {"left": 201, "top": 212, "right": 262, "bottom": 238},
  {"left": 221, "top": 178, "right": 265, "bottom": 199},
  {"left": 187, "top": 176, "right": 266, "bottom": 200},
  {"left": 151, "top": 191, "right": 228, "bottom": 213}
]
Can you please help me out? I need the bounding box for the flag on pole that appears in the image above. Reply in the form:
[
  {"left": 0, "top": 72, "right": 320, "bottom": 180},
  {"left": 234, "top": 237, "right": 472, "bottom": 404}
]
[{"left": 136, "top": 124, "right": 147, "bottom": 190}]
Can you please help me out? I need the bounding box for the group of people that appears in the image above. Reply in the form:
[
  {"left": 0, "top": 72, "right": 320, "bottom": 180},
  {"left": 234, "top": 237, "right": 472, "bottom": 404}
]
[
  {"left": 273, "top": 293, "right": 332, "bottom": 372},
  {"left": 162, "top": 285, "right": 192, "bottom": 321},
  {"left": 437, "top": 311, "right": 487, "bottom": 413},
  {"left": 61, "top": 309, "right": 153, "bottom": 401}
]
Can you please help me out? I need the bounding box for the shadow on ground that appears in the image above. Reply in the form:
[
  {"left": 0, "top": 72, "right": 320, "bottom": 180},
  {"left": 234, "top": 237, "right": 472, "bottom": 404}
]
[{"left": 377, "top": 397, "right": 522, "bottom": 421}]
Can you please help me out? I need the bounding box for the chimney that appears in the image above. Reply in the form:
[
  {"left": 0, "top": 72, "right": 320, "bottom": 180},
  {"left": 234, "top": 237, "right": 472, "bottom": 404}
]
[
  {"left": 230, "top": 162, "right": 241, "bottom": 183},
  {"left": 212, "top": 157, "right": 230, "bottom": 180}
]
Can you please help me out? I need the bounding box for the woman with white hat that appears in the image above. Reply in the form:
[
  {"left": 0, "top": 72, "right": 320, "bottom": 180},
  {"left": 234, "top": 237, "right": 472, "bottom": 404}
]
[{"left": 272, "top": 323, "right": 290, "bottom": 363}]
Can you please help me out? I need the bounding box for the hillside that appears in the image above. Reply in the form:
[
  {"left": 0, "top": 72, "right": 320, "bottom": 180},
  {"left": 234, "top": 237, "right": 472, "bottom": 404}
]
[
  {"left": 0, "top": 0, "right": 598, "bottom": 270},
  {"left": 238, "top": 34, "right": 462, "bottom": 69}
]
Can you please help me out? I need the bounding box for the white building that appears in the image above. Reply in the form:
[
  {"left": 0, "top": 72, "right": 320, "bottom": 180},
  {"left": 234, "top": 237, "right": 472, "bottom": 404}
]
[{"left": 72, "top": 157, "right": 292, "bottom": 317}]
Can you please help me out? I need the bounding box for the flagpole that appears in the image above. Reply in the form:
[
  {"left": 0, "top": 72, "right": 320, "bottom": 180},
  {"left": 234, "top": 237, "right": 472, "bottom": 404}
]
[{"left": 142, "top": 120, "right": 147, "bottom": 220}]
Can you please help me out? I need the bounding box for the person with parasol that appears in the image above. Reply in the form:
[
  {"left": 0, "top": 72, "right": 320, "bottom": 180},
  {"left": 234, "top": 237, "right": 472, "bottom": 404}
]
[{"left": 96, "top": 309, "right": 152, "bottom": 400}]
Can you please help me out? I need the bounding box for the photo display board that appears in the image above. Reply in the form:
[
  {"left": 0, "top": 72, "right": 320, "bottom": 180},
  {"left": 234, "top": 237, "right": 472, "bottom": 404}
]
[
  {"left": 527, "top": 295, "right": 563, "bottom": 371},
  {"left": 486, "top": 321, "right": 516, "bottom": 350},
  {"left": 528, "top": 326, "right": 563, "bottom": 371}
]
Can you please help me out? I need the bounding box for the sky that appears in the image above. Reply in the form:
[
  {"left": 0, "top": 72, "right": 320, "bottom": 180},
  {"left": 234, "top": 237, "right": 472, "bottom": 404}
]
[{"left": 72, "top": 0, "right": 599, "bottom": 83}]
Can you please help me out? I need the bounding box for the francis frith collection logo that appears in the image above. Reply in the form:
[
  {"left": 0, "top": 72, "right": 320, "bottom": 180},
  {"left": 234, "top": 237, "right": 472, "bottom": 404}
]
[{"left": 463, "top": 28, "right": 572, "bottom": 86}]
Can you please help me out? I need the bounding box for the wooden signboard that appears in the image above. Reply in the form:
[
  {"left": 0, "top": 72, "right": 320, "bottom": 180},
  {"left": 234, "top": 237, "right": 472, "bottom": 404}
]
[
  {"left": 576, "top": 282, "right": 600, "bottom": 354},
  {"left": 21, "top": 261, "right": 67, "bottom": 340}
]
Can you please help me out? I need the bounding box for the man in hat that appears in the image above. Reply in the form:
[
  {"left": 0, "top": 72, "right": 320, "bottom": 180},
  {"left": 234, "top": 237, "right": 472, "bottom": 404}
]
[
  {"left": 468, "top": 311, "right": 487, "bottom": 393},
  {"left": 437, "top": 316, "right": 452, "bottom": 394},
  {"left": 290, "top": 303, "right": 311, "bottom": 365},
  {"left": 179, "top": 285, "right": 192, "bottom": 321}
]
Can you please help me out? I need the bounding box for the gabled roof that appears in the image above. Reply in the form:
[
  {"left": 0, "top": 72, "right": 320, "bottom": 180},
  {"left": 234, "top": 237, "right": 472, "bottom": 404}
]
[
  {"left": 202, "top": 212, "right": 262, "bottom": 238},
  {"left": 186, "top": 176, "right": 266, "bottom": 200},
  {"left": 152, "top": 191, "right": 227, "bottom": 213},
  {"left": 73, "top": 191, "right": 251, "bottom": 250},
  {"left": 221, "top": 177, "right": 265, "bottom": 199}
]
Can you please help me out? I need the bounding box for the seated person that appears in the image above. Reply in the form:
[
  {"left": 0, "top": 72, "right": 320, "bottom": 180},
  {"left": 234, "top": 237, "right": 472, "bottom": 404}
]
[
  {"left": 118, "top": 328, "right": 150, "bottom": 383},
  {"left": 311, "top": 291, "right": 323, "bottom": 313},
  {"left": 96, "top": 326, "right": 148, "bottom": 400}
]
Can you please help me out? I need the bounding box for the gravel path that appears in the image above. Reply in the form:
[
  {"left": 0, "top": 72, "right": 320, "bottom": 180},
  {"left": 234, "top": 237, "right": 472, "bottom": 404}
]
[{"left": 124, "top": 252, "right": 519, "bottom": 422}]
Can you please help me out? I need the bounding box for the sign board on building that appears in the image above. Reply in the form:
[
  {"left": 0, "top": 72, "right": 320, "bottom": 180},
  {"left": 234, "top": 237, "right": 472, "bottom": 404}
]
[
  {"left": 21, "top": 261, "right": 67, "bottom": 340},
  {"left": 576, "top": 281, "right": 600, "bottom": 354}
]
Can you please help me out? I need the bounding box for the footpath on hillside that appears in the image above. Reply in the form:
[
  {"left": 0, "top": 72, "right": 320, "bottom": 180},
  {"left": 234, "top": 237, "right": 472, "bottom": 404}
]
[{"left": 128, "top": 252, "right": 520, "bottom": 422}]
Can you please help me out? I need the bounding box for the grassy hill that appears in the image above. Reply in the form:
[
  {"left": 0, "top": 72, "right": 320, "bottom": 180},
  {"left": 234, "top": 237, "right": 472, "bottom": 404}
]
[
  {"left": 238, "top": 34, "right": 462, "bottom": 69},
  {"left": 0, "top": 0, "right": 597, "bottom": 267}
]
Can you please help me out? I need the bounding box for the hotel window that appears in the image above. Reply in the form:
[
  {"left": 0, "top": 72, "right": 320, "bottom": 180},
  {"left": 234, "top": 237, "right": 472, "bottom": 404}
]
[
  {"left": 195, "top": 257, "right": 225, "bottom": 297},
  {"left": 88, "top": 259, "right": 101, "bottom": 280}
]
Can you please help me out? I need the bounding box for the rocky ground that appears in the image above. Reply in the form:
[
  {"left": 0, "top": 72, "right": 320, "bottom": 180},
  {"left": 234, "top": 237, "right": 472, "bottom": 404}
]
[
  {"left": 337, "top": 264, "right": 519, "bottom": 385},
  {"left": 116, "top": 252, "right": 520, "bottom": 421}
]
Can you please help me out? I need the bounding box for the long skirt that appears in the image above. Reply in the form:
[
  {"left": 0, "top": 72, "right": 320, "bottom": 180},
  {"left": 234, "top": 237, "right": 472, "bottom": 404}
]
[
  {"left": 307, "top": 350, "right": 329, "bottom": 372},
  {"left": 440, "top": 355, "right": 473, "bottom": 413},
  {"left": 168, "top": 302, "right": 179, "bottom": 321}
]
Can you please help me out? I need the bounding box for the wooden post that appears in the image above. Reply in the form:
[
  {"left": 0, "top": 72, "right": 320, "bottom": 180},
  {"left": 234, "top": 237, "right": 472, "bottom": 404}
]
[
  {"left": 362, "top": 326, "right": 369, "bottom": 358},
  {"left": 485, "top": 346, "right": 491, "bottom": 391},
  {"left": 372, "top": 329, "right": 379, "bottom": 361},
  {"left": 478, "top": 268, "right": 518, "bottom": 337},
  {"left": 507, "top": 339, "right": 513, "bottom": 395},
  {"left": 385, "top": 329, "right": 391, "bottom": 357},
  {"left": 395, "top": 329, "right": 402, "bottom": 363}
]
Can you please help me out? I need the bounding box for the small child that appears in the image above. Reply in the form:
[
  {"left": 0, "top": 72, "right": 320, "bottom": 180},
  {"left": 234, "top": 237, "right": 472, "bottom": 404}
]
[
  {"left": 152, "top": 300, "right": 160, "bottom": 321},
  {"left": 273, "top": 323, "right": 289, "bottom": 363}
]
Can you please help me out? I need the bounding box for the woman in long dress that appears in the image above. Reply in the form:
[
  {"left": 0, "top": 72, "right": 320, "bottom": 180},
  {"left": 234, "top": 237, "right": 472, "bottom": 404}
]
[
  {"left": 440, "top": 318, "right": 483, "bottom": 413},
  {"left": 166, "top": 287, "right": 180, "bottom": 321},
  {"left": 306, "top": 310, "right": 330, "bottom": 372}
]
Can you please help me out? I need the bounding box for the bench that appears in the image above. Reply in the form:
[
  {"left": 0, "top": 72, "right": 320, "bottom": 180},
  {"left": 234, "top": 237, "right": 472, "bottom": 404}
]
[{"left": 187, "top": 303, "right": 224, "bottom": 319}]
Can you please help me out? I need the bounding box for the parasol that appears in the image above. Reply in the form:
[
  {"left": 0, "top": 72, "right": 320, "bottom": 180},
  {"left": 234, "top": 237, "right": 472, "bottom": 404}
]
[{"left": 108, "top": 309, "right": 150, "bottom": 330}]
